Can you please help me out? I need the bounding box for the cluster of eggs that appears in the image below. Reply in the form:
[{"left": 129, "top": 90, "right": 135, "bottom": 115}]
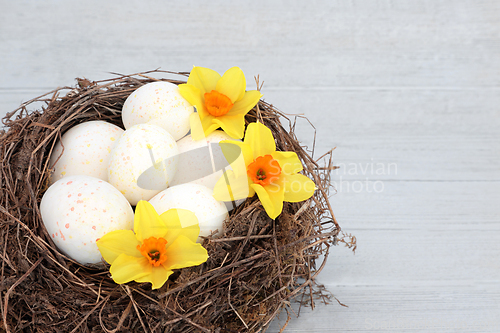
[{"left": 41, "top": 82, "right": 242, "bottom": 265}]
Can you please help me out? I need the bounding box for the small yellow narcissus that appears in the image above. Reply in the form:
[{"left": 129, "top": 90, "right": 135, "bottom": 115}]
[
  {"left": 213, "top": 122, "right": 316, "bottom": 219},
  {"left": 178, "top": 66, "right": 262, "bottom": 140},
  {"left": 97, "top": 201, "right": 208, "bottom": 290}
]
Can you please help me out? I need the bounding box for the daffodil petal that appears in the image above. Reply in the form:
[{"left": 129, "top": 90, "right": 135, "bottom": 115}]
[
  {"left": 251, "top": 181, "right": 284, "bottom": 219},
  {"left": 135, "top": 266, "right": 174, "bottom": 290},
  {"left": 134, "top": 201, "right": 168, "bottom": 242},
  {"left": 190, "top": 112, "right": 206, "bottom": 141},
  {"left": 213, "top": 169, "right": 255, "bottom": 201},
  {"left": 227, "top": 90, "right": 262, "bottom": 116},
  {"left": 191, "top": 112, "right": 220, "bottom": 140},
  {"left": 283, "top": 174, "right": 316, "bottom": 202},
  {"left": 245, "top": 122, "right": 276, "bottom": 159},
  {"left": 271, "top": 151, "right": 303, "bottom": 175},
  {"left": 215, "top": 67, "right": 246, "bottom": 103},
  {"left": 164, "top": 235, "right": 209, "bottom": 270},
  {"left": 213, "top": 115, "right": 245, "bottom": 139},
  {"left": 109, "top": 253, "right": 151, "bottom": 285},
  {"left": 178, "top": 84, "right": 208, "bottom": 118},
  {"left": 219, "top": 140, "right": 253, "bottom": 174},
  {"left": 201, "top": 115, "right": 221, "bottom": 138},
  {"left": 96, "top": 230, "right": 141, "bottom": 265},
  {"left": 187, "top": 66, "right": 221, "bottom": 96},
  {"left": 160, "top": 208, "right": 200, "bottom": 245}
]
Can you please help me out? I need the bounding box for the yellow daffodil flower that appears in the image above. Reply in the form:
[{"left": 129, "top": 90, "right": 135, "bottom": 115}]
[
  {"left": 213, "top": 122, "right": 316, "bottom": 219},
  {"left": 178, "top": 66, "right": 263, "bottom": 140},
  {"left": 96, "top": 201, "right": 208, "bottom": 290}
]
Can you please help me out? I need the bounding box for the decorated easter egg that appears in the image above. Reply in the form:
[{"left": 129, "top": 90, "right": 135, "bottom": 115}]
[
  {"left": 149, "top": 183, "right": 228, "bottom": 241},
  {"left": 107, "top": 123, "right": 178, "bottom": 205},
  {"left": 40, "top": 175, "right": 134, "bottom": 265},
  {"left": 121, "top": 81, "right": 193, "bottom": 140},
  {"left": 170, "top": 130, "right": 241, "bottom": 189},
  {"left": 49, "top": 121, "right": 123, "bottom": 184}
]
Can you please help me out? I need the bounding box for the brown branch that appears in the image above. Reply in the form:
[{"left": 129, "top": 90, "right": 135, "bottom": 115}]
[{"left": 2, "top": 257, "right": 43, "bottom": 333}]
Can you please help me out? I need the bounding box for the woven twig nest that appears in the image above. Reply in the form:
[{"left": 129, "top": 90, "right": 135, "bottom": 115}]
[{"left": 0, "top": 70, "right": 352, "bottom": 332}]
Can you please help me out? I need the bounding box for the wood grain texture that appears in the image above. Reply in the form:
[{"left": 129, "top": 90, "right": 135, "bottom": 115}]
[{"left": 1, "top": 0, "right": 499, "bottom": 332}]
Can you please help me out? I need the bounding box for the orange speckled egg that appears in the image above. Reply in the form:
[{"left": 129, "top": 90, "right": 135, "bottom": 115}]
[
  {"left": 122, "top": 81, "right": 193, "bottom": 140},
  {"left": 40, "top": 175, "right": 134, "bottom": 265},
  {"left": 49, "top": 121, "right": 123, "bottom": 185},
  {"left": 107, "top": 124, "right": 178, "bottom": 205}
]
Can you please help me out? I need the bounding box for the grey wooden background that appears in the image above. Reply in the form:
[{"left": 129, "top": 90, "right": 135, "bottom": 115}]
[{"left": 1, "top": 0, "right": 500, "bottom": 332}]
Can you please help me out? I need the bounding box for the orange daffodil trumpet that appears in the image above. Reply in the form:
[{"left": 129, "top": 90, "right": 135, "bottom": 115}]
[
  {"left": 96, "top": 201, "right": 208, "bottom": 290},
  {"left": 213, "top": 122, "right": 316, "bottom": 219},
  {"left": 178, "top": 66, "right": 262, "bottom": 140}
]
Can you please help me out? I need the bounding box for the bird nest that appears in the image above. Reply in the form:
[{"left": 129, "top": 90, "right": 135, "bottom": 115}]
[{"left": 0, "top": 70, "right": 355, "bottom": 332}]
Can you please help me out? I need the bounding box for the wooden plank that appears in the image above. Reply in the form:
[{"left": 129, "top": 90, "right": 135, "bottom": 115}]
[
  {"left": 268, "top": 285, "right": 500, "bottom": 332},
  {"left": 1, "top": 0, "right": 499, "bottom": 89},
  {"left": 268, "top": 180, "right": 500, "bottom": 332},
  {"left": 326, "top": 181, "right": 500, "bottom": 282},
  {"left": 265, "top": 89, "right": 500, "bottom": 181}
]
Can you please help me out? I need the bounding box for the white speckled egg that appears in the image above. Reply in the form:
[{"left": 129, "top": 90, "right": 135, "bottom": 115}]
[
  {"left": 40, "top": 175, "right": 134, "bottom": 265},
  {"left": 170, "top": 130, "right": 241, "bottom": 189},
  {"left": 122, "top": 81, "right": 193, "bottom": 140},
  {"left": 107, "top": 123, "right": 178, "bottom": 205},
  {"left": 149, "top": 183, "right": 228, "bottom": 241},
  {"left": 49, "top": 121, "right": 123, "bottom": 184}
]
